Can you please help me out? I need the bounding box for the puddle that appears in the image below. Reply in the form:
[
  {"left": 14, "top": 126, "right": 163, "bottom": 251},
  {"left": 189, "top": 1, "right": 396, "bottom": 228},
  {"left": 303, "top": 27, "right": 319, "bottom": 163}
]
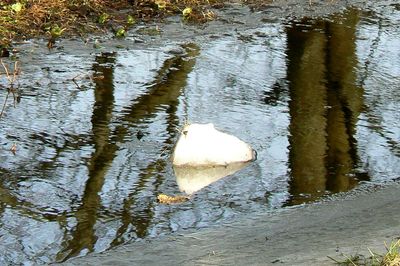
[{"left": 0, "top": 5, "right": 399, "bottom": 265}]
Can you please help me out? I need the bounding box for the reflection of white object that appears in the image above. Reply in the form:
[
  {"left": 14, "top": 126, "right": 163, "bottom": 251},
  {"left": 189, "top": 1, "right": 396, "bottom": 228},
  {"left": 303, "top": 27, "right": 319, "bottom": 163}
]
[
  {"left": 174, "top": 163, "right": 249, "bottom": 194},
  {"left": 172, "top": 123, "right": 256, "bottom": 166}
]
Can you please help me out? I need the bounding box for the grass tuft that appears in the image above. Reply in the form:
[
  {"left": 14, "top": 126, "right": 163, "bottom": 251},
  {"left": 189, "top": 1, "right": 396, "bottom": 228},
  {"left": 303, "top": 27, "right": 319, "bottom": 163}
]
[
  {"left": 381, "top": 240, "right": 400, "bottom": 266},
  {"left": 329, "top": 240, "right": 400, "bottom": 266}
]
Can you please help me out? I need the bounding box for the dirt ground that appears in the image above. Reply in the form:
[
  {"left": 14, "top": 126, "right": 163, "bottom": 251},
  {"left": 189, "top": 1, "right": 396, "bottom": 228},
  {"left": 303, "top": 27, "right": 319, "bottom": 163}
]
[
  {"left": 62, "top": 181, "right": 400, "bottom": 265},
  {"left": 57, "top": 0, "right": 400, "bottom": 265}
]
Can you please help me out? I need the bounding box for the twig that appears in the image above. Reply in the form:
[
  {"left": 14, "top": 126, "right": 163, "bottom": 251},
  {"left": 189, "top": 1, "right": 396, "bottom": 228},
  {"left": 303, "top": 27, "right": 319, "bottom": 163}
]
[
  {"left": 0, "top": 60, "right": 21, "bottom": 118},
  {"left": 1, "top": 59, "right": 20, "bottom": 85},
  {"left": 72, "top": 74, "right": 82, "bottom": 89},
  {"left": 326, "top": 255, "right": 340, "bottom": 263},
  {"left": 12, "top": 61, "right": 19, "bottom": 83},
  {"left": 72, "top": 72, "right": 95, "bottom": 89},
  {"left": 0, "top": 59, "right": 11, "bottom": 83},
  {"left": 0, "top": 89, "right": 11, "bottom": 118}
]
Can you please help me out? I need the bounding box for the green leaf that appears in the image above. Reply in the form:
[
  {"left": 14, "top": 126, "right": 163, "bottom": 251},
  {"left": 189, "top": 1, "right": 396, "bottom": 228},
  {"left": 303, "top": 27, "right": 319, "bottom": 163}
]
[
  {"left": 155, "top": 0, "right": 167, "bottom": 10},
  {"left": 11, "top": 3, "right": 23, "bottom": 13},
  {"left": 49, "top": 25, "right": 65, "bottom": 38},
  {"left": 182, "top": 7, "right": 192, "bottom": 17},
  {"left": 98, "top": 13, "right": 109, "bottom": 24},
  {"left": 127, "top": 15, "right": 135, "bottom": 26},
  {"left": 115, "top": 28, "right": 126, "bottom": 38}
]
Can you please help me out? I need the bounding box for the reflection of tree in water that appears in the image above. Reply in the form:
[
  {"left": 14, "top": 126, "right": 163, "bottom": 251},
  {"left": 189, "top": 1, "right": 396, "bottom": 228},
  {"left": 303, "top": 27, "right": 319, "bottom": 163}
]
[
  {"left": 286, "top": 19, "right": 328, "bottom": 205},
  {"left": 285, "top": 10, "right": 369, "bottom": 205},
  {"left": 57, "top": 44, "right": 199, "bottom": 262},
  {"left": 263, "top": 80, "right": 286, "bottom": 106},
  {"left": 110, "top": 45, "right": 200, "bottom": 246},
  {"left": 58, "top": 51, "right": 118, "bottom": 261},
  {"left": 324, "top": 12, "right": 365, "bottom": 193}
]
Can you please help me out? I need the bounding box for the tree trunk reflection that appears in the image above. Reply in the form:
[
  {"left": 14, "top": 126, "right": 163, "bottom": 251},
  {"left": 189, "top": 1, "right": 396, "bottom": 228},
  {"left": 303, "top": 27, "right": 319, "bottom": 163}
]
[{"left": 286, "top": 10, "right": 368, "bottom": 205}]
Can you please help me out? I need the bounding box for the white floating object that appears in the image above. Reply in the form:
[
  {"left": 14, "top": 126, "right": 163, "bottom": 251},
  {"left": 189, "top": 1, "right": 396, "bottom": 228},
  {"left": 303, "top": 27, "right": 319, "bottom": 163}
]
[{"left": 171, "top": 123, "right": 256, "bottom": 166}]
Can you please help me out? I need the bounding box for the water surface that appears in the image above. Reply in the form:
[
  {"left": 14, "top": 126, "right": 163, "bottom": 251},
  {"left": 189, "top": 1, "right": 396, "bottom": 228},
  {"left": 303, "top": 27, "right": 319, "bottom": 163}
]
[{"left": 0, "top": 5, "right": 399, "bottom": 264}]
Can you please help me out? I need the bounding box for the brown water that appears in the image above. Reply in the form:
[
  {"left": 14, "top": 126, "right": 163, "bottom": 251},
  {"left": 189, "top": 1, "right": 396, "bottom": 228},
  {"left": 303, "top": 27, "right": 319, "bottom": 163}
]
[{"left": 0, "top": 5, "right": 399, "bottom": 265}]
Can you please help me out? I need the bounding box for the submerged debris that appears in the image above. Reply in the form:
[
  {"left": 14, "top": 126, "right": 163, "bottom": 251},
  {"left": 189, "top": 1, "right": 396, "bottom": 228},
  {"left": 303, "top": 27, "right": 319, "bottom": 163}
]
[{"left": 157, "top": 194, "right": 189, "bottom": 204}]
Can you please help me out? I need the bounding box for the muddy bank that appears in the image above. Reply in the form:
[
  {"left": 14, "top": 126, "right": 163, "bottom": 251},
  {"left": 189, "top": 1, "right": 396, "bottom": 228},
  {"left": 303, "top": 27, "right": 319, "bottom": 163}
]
[
  {"left": 149, "top": 0, "right": 391, "bottom": 40},
  {"left": 63, "top": 181, "right": 400, "bottom": 265}
]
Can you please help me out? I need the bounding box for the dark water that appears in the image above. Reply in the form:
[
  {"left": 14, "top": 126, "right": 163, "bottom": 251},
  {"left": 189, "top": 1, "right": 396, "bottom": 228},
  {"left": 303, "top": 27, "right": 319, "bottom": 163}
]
[{"left": 0, "top": 5, "right": 399, "bottom": 265}]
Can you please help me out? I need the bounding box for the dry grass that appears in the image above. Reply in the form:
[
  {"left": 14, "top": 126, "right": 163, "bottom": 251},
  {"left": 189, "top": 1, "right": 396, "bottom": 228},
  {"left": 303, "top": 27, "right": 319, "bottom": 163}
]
[
  {"left": 379, "top": 240, "right": 400, "bottom": 266},
  {"left": 0, "top": 0, "right": 222, "bottom": 46},
  {"left": 329, "top": 240, "right": 400, "bottom": 266},
  {"left": 1, "top": 0, "right": 106, "bottom": 44}
]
